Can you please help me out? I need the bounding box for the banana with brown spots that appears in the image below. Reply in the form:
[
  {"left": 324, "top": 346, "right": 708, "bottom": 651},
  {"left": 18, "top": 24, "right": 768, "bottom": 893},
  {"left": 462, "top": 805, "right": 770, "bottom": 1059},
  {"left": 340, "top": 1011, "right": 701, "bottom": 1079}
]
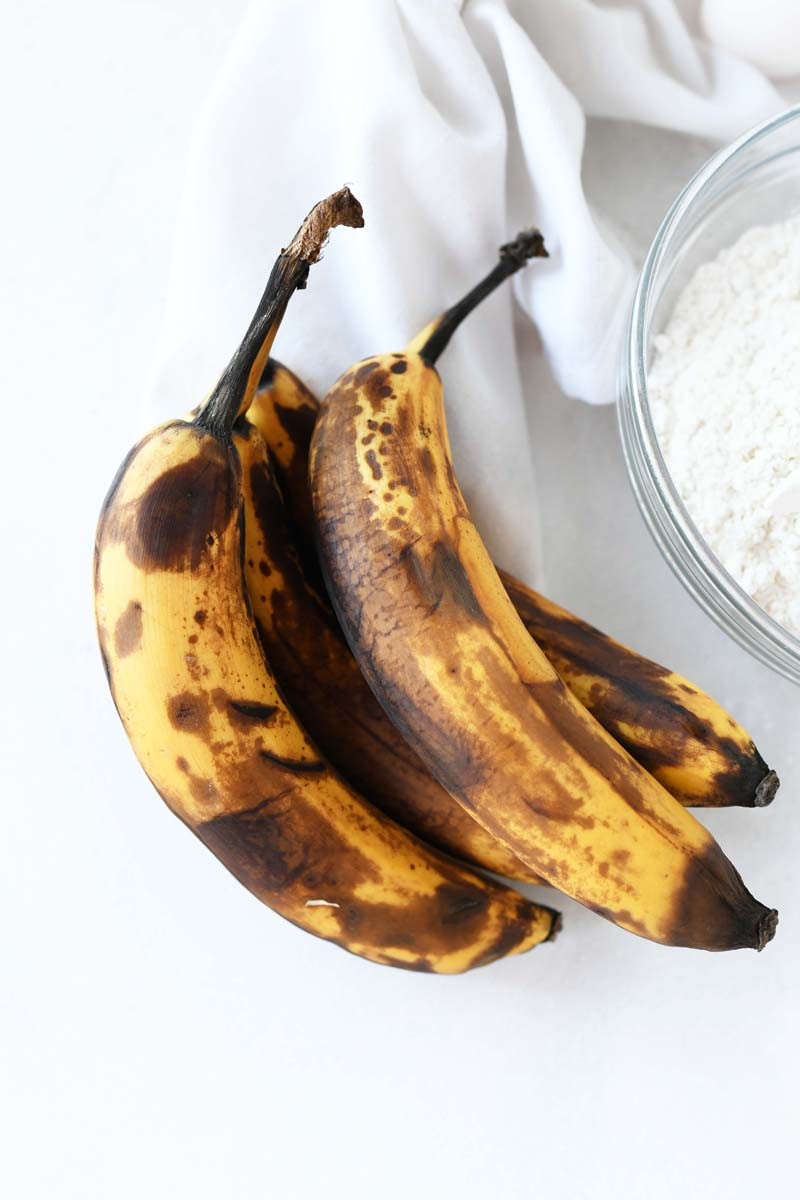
[
  {"left": 309, "top": 230, "right": 778, "bottom": 951},
  {"left": 235, "top": 414, "right": 541, "bottom": 883},
  {"left": 247, "top": 361, "right": 777, "bottom": 814},
  {"left": 500, "top": 580, "right": 777, "bottom": 809},
  {"left": 94, "top": 191, "right": 559, "bottom": 972}
]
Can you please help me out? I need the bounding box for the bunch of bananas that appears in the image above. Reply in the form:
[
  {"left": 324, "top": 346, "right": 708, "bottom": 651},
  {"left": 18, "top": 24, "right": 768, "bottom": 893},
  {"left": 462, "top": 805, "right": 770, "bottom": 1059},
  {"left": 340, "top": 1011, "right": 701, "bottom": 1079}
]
[{"left": 95, "top": 189, "right": 779, "bottom": 972}]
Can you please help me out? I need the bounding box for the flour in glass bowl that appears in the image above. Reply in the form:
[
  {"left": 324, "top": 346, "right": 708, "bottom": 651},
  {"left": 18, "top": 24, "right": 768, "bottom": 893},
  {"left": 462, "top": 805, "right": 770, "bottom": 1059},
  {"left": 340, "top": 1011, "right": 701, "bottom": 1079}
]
[{"left": 649, "top": 214, "right": 800, "bottom": 638}]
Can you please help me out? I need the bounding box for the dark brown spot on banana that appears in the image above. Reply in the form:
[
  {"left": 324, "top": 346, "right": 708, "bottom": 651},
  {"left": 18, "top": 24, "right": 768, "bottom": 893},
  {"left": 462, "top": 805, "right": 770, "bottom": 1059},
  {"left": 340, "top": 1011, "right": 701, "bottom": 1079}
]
[
  {"left": 436, "top": 883, "right": 488, "bottom": 925},
  {"left": 365, "top": 450, "right": 383, "bottom": 481},
  {"left": 588, "top": 903, "right": 652, "bottom": 940},
  {"left": 257, "top": 393, "right": 319, "bottom": 532},
  {"left": 114, "top": 600, "right": 143, "bottom": 657},
  {"left": 353, "top": 361, "right": 381, "bottom": 386},
  {"left": 132, "top": 444, "right": 239, "bottom": 573},
  {"left": 248, "top": 457, "right": 328, "bottom": 605},
  {"left": 166, "top": 753, "right": 219, "bottom": 815},
  {"left": 272, "top": 397, "right": 317, "bottom": 456},
  {"left": 167, "top": 692, "right": 211, "bottom": 737},
  {"left": 258, "top": 748, "right": 326, "bottom": 774},
  {"left": 257, "top": 359, "right": 277, "bottom": 389},
  {"left": 419, "top": 446, "right": 437, "bottom": 481},
  {"left": 189, "top": 775, "right": 220, "bottom": 812},
  {"left": 390, "top": 360, "right": 407, "bottom": 374},
  {"left": 228, "top": 700, "right": 279, "bottom": 723},
  {"left": 194, "top": 610, "right": 206, "bottom": 625},
  {"left": 520, "top": 788, "right": 595, "bottom": 832},
  {"left": 198, "top": 789, "right": 379, "bottom": 895},
  {"left": 356, "top": 367, "right": 394, "bottom": 410},
  {"left": 400, "top": 540, "right": 485, "bottom": 620},
  {"left": 184, "top": 653, "right": 202, "bottom": 679}
]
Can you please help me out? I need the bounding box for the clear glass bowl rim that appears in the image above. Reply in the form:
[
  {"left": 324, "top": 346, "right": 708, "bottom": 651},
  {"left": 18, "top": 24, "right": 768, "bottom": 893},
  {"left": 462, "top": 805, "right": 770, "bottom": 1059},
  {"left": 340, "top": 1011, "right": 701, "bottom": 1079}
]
[{"left": 619, "top": 103, "right": 800, "bottom": 686}]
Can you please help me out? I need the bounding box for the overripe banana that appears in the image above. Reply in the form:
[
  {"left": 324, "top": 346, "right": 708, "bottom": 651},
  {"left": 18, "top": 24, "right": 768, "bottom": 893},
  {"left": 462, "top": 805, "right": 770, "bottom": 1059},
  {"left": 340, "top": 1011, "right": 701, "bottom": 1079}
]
[
  {"left": 94, "top": 191, "right": 559, "bottom": 972},
  {"left": 248, "top": 362, "right": 777, "bottom": 813},
  {"left": 235, "top": 415, "right": 541, "bottom": 882},
  {"left": 500, "top": 580, "right": 777, "bottom": 809},
  {"left": 309, "top": 230, "right": 778, "bottom": 951}
]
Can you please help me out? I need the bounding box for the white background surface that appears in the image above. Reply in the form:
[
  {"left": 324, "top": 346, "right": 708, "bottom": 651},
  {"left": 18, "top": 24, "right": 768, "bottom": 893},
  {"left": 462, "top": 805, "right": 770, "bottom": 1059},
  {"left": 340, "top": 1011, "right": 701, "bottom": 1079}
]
[{"left": 2, "top": 2, "right": 799, "bottom": 1198}]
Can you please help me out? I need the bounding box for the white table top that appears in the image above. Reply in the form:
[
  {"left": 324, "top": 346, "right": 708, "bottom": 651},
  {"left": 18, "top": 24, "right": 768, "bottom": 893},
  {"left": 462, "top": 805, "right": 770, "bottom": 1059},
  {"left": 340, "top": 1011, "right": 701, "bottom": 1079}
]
[{"left": 3, "top": 3, "right": 798, "bottom": 1198}]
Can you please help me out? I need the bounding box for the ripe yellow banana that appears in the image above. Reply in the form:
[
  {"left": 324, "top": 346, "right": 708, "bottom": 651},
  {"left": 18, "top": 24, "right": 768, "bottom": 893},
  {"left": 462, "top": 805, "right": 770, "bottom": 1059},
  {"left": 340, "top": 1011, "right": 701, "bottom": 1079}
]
[
  {"left": 94, "top": 192, "right": 558, "bottom": 972},
  {"left": 309, "top": 230, "right": 778, "bottom": 951},
  {"left": 248, "top": 362, "right": 777, "bottom": 812}
]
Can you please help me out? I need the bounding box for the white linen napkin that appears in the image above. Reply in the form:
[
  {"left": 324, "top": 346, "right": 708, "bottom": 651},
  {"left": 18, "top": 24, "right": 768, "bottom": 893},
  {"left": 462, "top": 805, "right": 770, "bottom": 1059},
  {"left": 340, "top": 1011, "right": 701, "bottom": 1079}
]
[{"left": 147, "top": 0, "right": 789, "bottom": 583}]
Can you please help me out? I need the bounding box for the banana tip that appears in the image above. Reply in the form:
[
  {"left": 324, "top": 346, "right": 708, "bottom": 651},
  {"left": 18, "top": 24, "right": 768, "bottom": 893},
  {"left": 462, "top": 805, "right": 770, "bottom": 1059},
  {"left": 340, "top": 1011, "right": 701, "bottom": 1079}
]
[
  {"left": 754, "top": 769, "right": 780, "bottom": 808},
  {"left": 545, "top": 909, "right": 563, "bottom": 943},
  {"left": 756, "top": 907, "right": 779, "bottom": 951}
]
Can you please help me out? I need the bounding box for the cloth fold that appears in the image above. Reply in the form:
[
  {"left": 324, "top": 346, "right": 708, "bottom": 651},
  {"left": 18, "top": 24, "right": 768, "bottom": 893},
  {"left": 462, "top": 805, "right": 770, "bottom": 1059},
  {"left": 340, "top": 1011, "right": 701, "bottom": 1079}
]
[{"left": 148, "top": 0, "right": 789, "bottom": 583}]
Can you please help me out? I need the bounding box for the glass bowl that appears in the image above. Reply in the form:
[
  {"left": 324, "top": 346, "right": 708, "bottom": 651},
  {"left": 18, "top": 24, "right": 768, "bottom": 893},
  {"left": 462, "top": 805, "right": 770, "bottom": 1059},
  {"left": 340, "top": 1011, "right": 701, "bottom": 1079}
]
[{"left": 618, "top": 105, "right": 800, "bottom": 685}]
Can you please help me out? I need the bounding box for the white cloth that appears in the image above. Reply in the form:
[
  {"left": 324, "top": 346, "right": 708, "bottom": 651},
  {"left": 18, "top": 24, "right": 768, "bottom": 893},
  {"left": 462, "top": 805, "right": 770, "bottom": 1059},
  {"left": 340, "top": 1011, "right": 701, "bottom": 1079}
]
[{"left": 148, "top": 0, "right": 789, "bottom": 583}]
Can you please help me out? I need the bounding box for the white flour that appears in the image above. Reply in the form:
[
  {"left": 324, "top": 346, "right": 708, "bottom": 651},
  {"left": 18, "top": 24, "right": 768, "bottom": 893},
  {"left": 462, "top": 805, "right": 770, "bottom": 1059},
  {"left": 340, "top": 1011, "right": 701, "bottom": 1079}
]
[{"left": 649, "top": 215, "right": 800, "bottom": 638}]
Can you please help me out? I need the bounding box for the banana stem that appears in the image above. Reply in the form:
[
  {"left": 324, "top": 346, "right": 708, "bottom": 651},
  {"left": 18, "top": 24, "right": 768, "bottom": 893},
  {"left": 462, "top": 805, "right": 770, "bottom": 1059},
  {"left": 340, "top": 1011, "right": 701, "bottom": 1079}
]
[
  {"left": 195, "top": 187, "right": 364, "bottom": 439},
  {"left": 416, "top": 230, "right": 548, "bottom": 367}
]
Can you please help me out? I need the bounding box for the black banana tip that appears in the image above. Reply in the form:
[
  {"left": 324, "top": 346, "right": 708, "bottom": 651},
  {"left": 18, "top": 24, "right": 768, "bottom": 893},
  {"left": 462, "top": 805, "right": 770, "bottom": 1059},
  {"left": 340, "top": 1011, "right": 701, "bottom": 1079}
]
[
  {"left": 756, "top": 907, "right": 779, "bottom": 951},
  {"left": 545, "top": 909, "right": 563, "bottom": 943},
  {"left": 754, "top": 769, "right": 780, "bottom": 808}
]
